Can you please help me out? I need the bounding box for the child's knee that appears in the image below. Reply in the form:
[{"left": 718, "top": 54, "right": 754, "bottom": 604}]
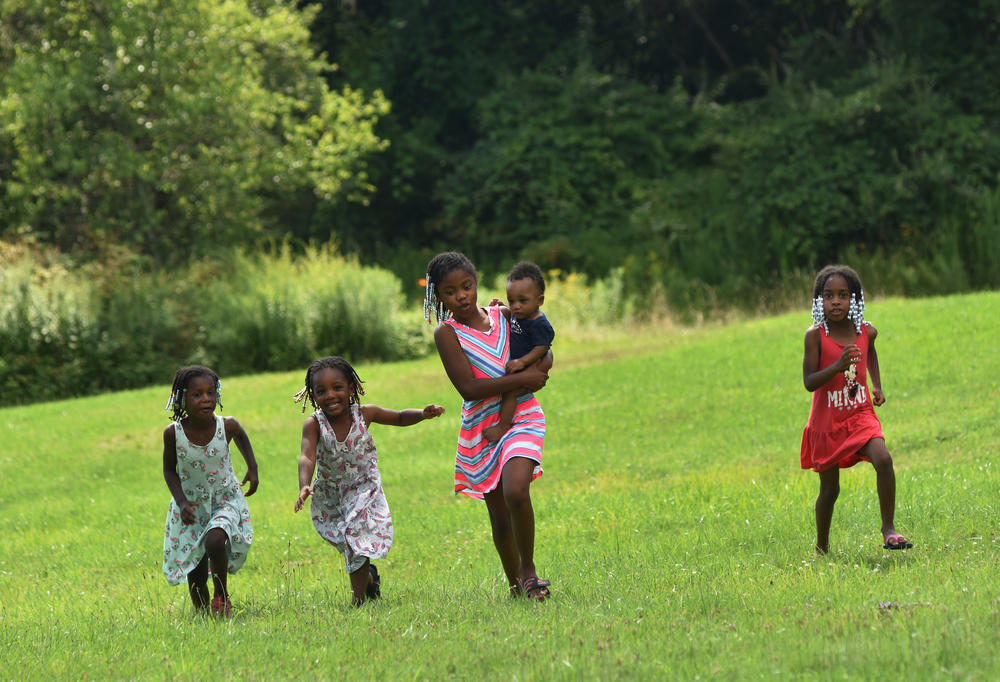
[
  {"left": 503, "top": 484, "right": 530, "bottom": 512},
  {"left": 868, "top": 447, "right": 893, "bottom": 473},
  {"left": 204, "top": 528, "right": 229, "bottom": 554}
]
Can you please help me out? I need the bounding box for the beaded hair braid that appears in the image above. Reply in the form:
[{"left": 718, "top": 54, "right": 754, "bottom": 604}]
[
  {"left": 424, "top": 251, "right": 478, "bottom": 325},
  {"left": 811, "top": 264, "right": 866, "bottom": 334},
  {"left": 292, "top": 356, "right": 366, "bottom": 413},
  {"left": 508, "top": 261, "right": 546, "bottom": 294},
  {"left": 164, "top": 365, "right": 222, "bottom": 422}
]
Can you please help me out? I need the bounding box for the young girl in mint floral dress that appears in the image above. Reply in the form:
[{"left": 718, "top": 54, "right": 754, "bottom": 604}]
[{"left": 162, "top": 365, "right": 259, "bottom": 616}]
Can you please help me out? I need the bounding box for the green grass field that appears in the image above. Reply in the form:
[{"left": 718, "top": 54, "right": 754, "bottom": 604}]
[{"left": 2, "top": 292, "right": 999, "bottom": 680}]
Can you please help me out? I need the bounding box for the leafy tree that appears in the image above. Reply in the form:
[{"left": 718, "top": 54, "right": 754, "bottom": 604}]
[{"left": 0, "top": 0, "right": 388, "bottom": 261}]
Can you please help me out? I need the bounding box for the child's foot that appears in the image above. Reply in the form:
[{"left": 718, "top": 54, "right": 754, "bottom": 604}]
[
  {"left": 521, "top": 576, "right": 551, "bottom": 601},
  {"left": 483, "top": 424, "right": 509, "bottom": 442},
  {"left": 210, "top": 595, "right": 232, "bottom": 617},
  {"left": 882, "top": 533, "right": 913, "bottom": 550}
]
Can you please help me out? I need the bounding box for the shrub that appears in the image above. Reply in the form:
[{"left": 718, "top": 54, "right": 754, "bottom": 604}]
[{"left": 0, "top": 242, "right": 426, "bottom": 407}]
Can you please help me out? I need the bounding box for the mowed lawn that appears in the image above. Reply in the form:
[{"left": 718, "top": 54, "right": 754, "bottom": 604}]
[{"left": 1, "top": 292, "right": 998, "bottom": 680}]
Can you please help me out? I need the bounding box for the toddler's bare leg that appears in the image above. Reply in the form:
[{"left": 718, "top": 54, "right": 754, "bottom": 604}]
[{"left": 484, "top": 391, "right": 517, "bottom": 442}]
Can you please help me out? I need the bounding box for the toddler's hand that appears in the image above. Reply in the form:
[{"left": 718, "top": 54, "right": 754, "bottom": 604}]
[
  {"left": 242, "top": 468, "right": 259, "bottom": 497},
  {"left": 422, "top": 404, "right": 445, "bottom": 419},
  {"left": 294, "top": 486, "right": 312, "bottom": 512},
  {"left": 488, "top": 298, "right": 504, "bottom": 307},
  {"left": 180, "top": 501, "right": 198, "bottom": 525},
  {"left": 872, "top": 388, "right": 886, "bottom": 406},
  {"left": 506, "top": 358, "right": 525, "bottom": 373}
]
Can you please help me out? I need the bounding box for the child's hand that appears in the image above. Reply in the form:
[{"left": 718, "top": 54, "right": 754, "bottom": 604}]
[
  {"left": 520, "top": 365, "right": 548, "bottom": 392},
  {"left": 506, "top": 358, "right": 526, "bottom": 373},
  {"left": 488, "top": 298, "right": 504, "bottom": 307},
  {"left": 422, "top": 404, "right": 445, "bottom": 419},
  {"left": 242, "top": 468, "right": 259, "bottom": 497},
  {"left": 294, "top": 486, "right": 312, "bottom": 512},
  {"left": 835, "top": 344, "right": 861, "bottom": 372},
  {"left": 872, "top": 388, "right": 886, "bottom": 406},
  {"left": 180, "top": 501, "right": 198, "bottom": 525}
]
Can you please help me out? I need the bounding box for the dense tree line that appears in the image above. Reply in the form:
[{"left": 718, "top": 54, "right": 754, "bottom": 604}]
[{"left": 3, "top": 0, "right": 999, "bottom": 308}]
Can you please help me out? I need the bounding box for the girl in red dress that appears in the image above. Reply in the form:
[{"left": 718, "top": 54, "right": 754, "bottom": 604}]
[{"left": 800, "top": 265, "right": 912, "bottom": 554}]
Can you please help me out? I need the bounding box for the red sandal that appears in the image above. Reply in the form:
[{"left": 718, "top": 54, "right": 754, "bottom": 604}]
[{"left": 211, "top": 595, "right": 232, "bottom": 617}]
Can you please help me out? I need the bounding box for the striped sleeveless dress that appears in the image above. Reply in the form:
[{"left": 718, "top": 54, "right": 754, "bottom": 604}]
[{"left": 445, "top": 305, "right": 545, "bottom": 499}]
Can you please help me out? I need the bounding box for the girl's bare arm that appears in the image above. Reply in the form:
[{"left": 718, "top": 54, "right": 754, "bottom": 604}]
[
  {"left": 225, "top": 417, "right": 259, "bottom": 496},
  {"left": 362, "top": 404, "right": 445, "bottom": 427},
  {"left": 434, "top": 324, "right": 547, "bottom": 401},
  {"left": 802, "top": 327, "right": 858, "bottom": 392},
  {"left": 294, "top": 417, "right": 320, "bottom": 512}
]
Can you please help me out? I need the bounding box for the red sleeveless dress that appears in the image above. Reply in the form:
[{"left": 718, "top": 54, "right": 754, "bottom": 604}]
[{"left": 800, "top": 323, "right": 884, "bottom": 472}]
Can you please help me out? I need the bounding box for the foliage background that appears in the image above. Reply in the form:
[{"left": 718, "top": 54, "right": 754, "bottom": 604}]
[{"left": 3, "top": 0, "right": 1000, "bottom": 405}]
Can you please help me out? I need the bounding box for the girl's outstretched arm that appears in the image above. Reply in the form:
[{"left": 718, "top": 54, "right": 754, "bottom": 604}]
[
  {"left": 866, "top": 323, "right": 885, "bottom": 405},
  {"left": 802, "top": 326, "right": 859, "bottom": 392},
  {"left": 224, "top": 416, "right": 259, "bottom": 496},
  {"left": 295, "top": 416, "right": 320, "bottom": 512},
  {"left": 162, "top": 425, "right": 197, "bottom": 524},
  {"left": 361, "top": 403, "right": 445, "bottom": 427},
  {"left": 434, "top": 324, "right": 547, "bottom": 401}
]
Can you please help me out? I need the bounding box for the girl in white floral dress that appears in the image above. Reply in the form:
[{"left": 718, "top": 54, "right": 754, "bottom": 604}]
[
  {"left": 294, "top": 356, "right": 444, "bottom": 606},
  {"left": 162, "top": 365, "right": 259, "bottom": 616}
]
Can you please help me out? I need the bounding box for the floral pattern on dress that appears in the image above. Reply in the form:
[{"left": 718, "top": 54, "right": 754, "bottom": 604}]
[
  {"left": 310, "top": 405, "right": 393, "bottom": 572},
  {"left": 162, "top": 416, "right": 253, "bottom": 585}
]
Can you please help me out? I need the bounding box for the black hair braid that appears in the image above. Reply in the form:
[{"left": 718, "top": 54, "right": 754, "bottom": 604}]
[
  {"left": 298, "top": 356, "right": 366, "bottom": 413},
  {"left": 508, "top": 260, "right": 546, "bottom": 294},
  {"left": 166, "top": 365, "right": 221, "bottom": 422}
]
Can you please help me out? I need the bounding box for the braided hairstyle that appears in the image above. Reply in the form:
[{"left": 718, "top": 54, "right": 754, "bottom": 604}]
[
  {"left": 811, "top": 264, "right": 866, "bottom": 334},
  {"left": 293, "top": 356, "right": 366, "bottom": 413},
  {"left": 508, "top": 261, "right": 545, "bottom": 294},
  {"left": 424, "top": 251, "right": 477, "bottom": 325},
  {"left": 164, "top": 365, "right": 222, "bottom": 421}
]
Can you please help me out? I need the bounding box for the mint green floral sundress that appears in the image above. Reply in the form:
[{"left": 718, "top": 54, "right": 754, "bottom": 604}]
[{"left": 162, "top": 416, "right": 253, "bottom": 585}]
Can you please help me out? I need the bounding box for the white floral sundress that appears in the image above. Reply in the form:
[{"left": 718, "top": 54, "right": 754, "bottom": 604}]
[
  {"left": 162, "top": 416, "right": 253, "bottom": 585},
  {"left": 310, "top": 405, "right": 393, "bottom": 572}
]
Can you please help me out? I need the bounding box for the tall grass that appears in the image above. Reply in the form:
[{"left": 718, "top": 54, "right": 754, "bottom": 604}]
[
  {"left": 0, "top": 242, "right": 425, "bottom": 406},
  {"left": 1, "top": 291, "right": 998, "bottom": 679}
]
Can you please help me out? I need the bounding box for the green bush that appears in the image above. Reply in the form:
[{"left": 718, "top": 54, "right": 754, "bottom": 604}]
[{"left": 0, "top": 242, "right": 426, "bottom": 407}]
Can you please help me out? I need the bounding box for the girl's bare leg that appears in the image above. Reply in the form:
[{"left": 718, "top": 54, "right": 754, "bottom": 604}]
[
  {"left": 815, "top": 466, "right": 840, "bottom": 554},
  {"left": 483, "top": 488, "right": 522, "bottom": 594},
  {"left": 500, "top": 457, "right": 539, "bottom": 584},
  {"left": 186, "top": 555, "right": 211, "bottom": 609},
  {"left": 859, "top": 437, "right": 904, "bottom": 544},
  {"left": 203, "top": 528, "right": 230, "bottom": 602},
  {"left": 349, "top": 558, "right": 373, "bottom": 606}
]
